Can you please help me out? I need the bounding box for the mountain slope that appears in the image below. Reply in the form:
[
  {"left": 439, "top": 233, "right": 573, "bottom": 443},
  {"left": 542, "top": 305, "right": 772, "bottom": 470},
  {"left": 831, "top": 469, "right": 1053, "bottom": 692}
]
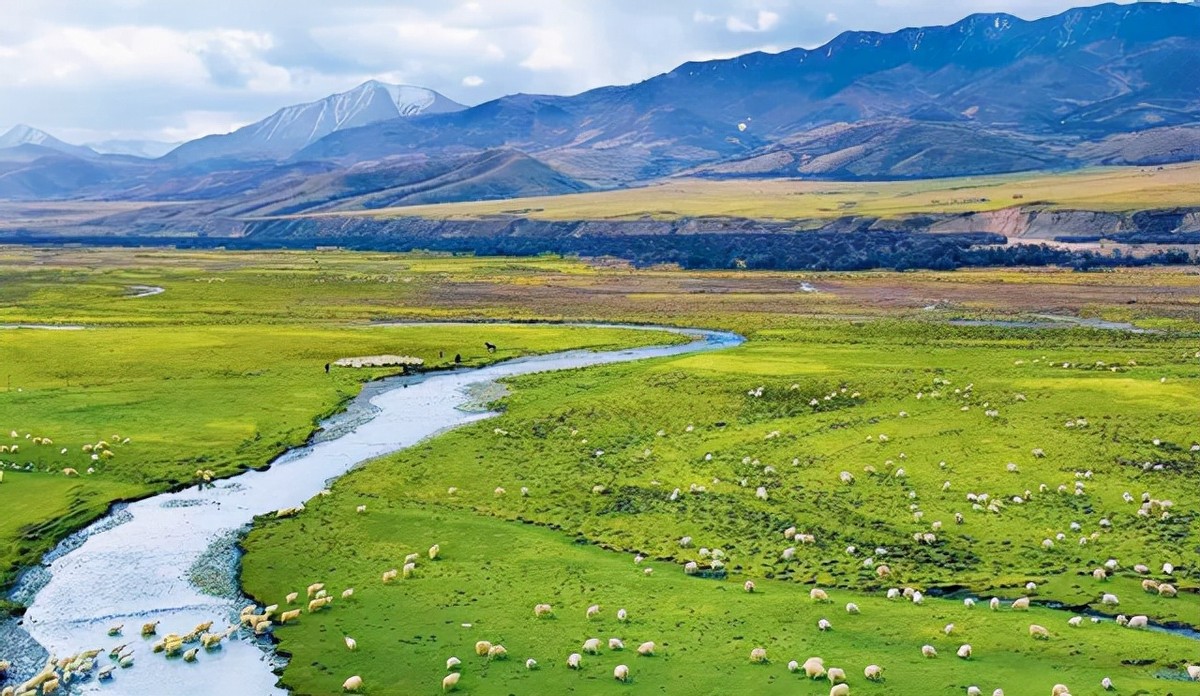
[
  {"left": 167, "top": 81, "right": 467, "bottom": 164},
  {"left": 295, "top": 2, "right": 1200, "bottom": 184}
]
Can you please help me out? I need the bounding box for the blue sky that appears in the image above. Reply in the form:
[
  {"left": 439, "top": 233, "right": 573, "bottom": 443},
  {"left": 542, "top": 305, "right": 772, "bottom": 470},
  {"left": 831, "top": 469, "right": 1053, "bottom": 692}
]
[{"left": 0, "top": 0, "right": 1181, "bottom": 143}]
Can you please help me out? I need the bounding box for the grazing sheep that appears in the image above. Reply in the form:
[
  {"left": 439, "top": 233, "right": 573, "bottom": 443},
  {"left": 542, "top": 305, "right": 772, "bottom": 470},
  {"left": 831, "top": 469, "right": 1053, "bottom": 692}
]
[
  {"left": 1159, "top": 583, "right": 1178, "bottom": 598},
  {"left": 446, "top": 656, "right": 461, "bottom": 670},
  {"left": 830, "top": 684, "right": 850, "bottom": 696},
  {"left": 636, "top": 642, "right": 655, "bottom": 656},
  {"left": 1012, "top": 597, "right": 1031, "bottom": 611},
  {"left": 1051, "top": 685, "right": 1071, "bottom": 696},
  {"left": 1126, "top": 615, "right": 1148, "bottom": 629},
  {"left": 308, "top": 597, "right": 332, "bottom": 612},
  {"left": 402, "top": 562, "right": 416, "bottom": 579},
  {"left": 429, "top": 544, "right": 441, "bottom": 560},
  {"left": 818, "top": 618, "right": 832, "bottom": 631},
  {"left": 614, "top": 664, "right": 630, "bottom": 682},
  {"left": 864, "top": 664, "right": 882, "bottom": 680},
  {"left": 142, "top": 621, "right": 159, "bottom": 636},
  {"left": 307, "top": 583, "right": 325, "bottom": 598},
  {"left": 1101, "top": 677, "right": 1114, "bottom": 690},
  {"left": 617, "top": 608, "right": 628, "bottom": 621},
  {"left": 802, "top": 657, "right": 826, "bottom": 678},
  {"left": 587, "top": 604, "right": 601, "bottom": 619},
  {"left": 475, "top": 641, "right": 492, "bottom": 656},
  {"left": 341, "top": 587, "right": 354, "bottom": 600},
  {"left": 1068, "top": 616, "right": 1083, "bottom": 627},
  {"left": 810, "top": 588, "right": 830, "bottom": 602},
  {"left": 944, "top": 623, "right": 955, "bottom": 635},
  {"left": 876, "top": 564, "right": 891, "bottom": 578},
  {"left": 342, "top": 675, "right": 363, "bottom": 692},
  {"left": 583, "top": 638, "right": 602, "bottom": 654},
  {"left": 989, "top": 597, "right": 1001, "bottom": 610},
  {"left": 1186, "top": 665, "right": 1200, "bottom": 680},
  {"left": 534, "top": 603, "right": 554, "bottom": 618},
  {"left": 968, "top": 688, "right": 983, "bottom": 696},
  {"left": 846, "top": 602, "right": 859, "bottom": 614},
  {"left": 487, "top": 645, "right": 508, "bottom": 660},
  {"left": 1029, "top": 624, "right": 1049, "bottom": 639},
  {"left": 442, "top": 672, "right": 460, "bottom": 691},
  {"left": 525, "top": 658, "right": 537, "bottom": 670},
  {"left": 344, "top": 636, "right": 357, "bottom": 651},
  {"left": 750, "top": 647, "right": 768, "bottom": 663},
  {"left": 957, "top": 644, "right": 972, "bottom": 659},
  {"left": 279, "top": 609, "right": 302, "bottom": 624},
  {"left": 568, "top": 653, "right": 582, "bottom": 669},
  {"left": 609, "top": 638, "right": 624, "bottom": 650},
  {"left": 684, "top": 562, "right": 699, "bottom": 575},
  {"left": 964, "top": 598, "right": 976, "bottom": 608},
  {"left": 743, "top": 580, "right": 755, "bottom": 593},
  {"left": 827, "top": 667, "right": 846, "bottom": 684},
  {"left": 1101, "top": 593, "right": 1120, "bottom": 606},
  {"left": 286, "top": 591, "right": 299, "bottom": 604}
]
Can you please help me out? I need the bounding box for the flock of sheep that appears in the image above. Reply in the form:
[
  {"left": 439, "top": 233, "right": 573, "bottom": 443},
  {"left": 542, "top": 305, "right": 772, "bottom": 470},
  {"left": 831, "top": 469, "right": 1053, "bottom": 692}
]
[{"left": 0, "top": 429, "right": 131, "bottom": 480}]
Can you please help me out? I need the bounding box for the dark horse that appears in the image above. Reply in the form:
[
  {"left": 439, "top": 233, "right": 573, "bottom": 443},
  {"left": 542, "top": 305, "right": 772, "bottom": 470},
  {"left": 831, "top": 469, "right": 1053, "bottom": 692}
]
[{"left": 484, "top": 342, "right": 497, "bottom": 353}]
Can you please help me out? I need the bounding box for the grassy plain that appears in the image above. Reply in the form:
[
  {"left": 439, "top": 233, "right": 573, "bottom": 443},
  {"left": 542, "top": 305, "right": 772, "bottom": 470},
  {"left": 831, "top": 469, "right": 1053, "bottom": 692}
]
[
  {"left": 0, "top": 248, "right": 682, "bottom": 595},
  {"left": 243, "top": 320, "right": 1200, "bottom": 695},
  {"left": 2, "top": 247, "right": 1198, "bottom": 696},
  {"left": 309, "top": 162, "right": 1200, "bottom": 222}
]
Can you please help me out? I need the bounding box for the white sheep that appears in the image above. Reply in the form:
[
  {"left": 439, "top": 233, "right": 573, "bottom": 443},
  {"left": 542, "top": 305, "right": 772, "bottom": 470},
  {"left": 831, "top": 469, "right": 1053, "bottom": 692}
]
[
  {"left": 864, "top": 664, "right": 882, "bottom": 680},
  {"left": 957, "top": 644, "right": 972, "bottom": 659},
  {"left": 787, "top": 660, "right": 800, "bottom": 673},
  {"left": 446, "top": 657, "right": 461, "bottom": 670},
  {"left": 429, "top": 544, "right": 440, "bottom": 560},
  {"left": 744, "top": 580, "right": 756, "bottom": 593},
  {"left": 617, "top": 608, "right": 628, "bottom": 621},
  {"left": 525, "top": 658, "right": 537, "bottom": 670},
  {"left": 587, "top": 604, "right": 601, "bottom": 619},
  {"left": 534, "top": 603, "right": 553, "bottom": 618},
  {"left": 582, "top": 638, "right": 601, "bottom": 654},
  {"left": 830, "top": 685, "right": 850, "bottom": 696},
  {"left": 1126, "top": 615, "right": 1148, "bottom": 629},
  {"left": 1101, "top": 677, "right": 1113, "bottom": 690},
  {"left": 1101, "top": 593, "right": 1119, "bottom": 606},
  {"left": 803, "top": 657, "right": 826, "bottom": 678},
  {"left": 636, "top": 642, "right": 655, "bottom": 656},
  {"left": 344, "top": 636, "right": 357, "bottom": 650},
  {"left": 609, "top": 638, "right": 624, "bottom": 650},
  {"left": 818, "top": 618, "right": 832, "bottom": 631},
  {"left": 922, "top": 645, "right": 937, "bottom": 658},
  {"left": 342, "top": 675, "right": 363, "bottom": 692},
  {"left": 614, "top": 664, "right": 630, "bottom": 682},
  {"left": 845, "top": 602, "right": 859, "bottom": 614},
  {"left": 1012, "top": 597, "right": 1030, "bottom": 610},
  {"left": 827, "top": 667, "right": 846, "bottom": 684},
  {"left": 1029, "top": 624, "right": 1049, "bottom": 639},
  {"left": 442, "top": 672, "right": 460, "bottom": 691},
  {"left": 810, "top": 588, "right": 830, "bottom": 602},
  {"left": 750, "top": 647, "right": 767, "bottom": 663},
  {"left": 1068, "top": 616, "right": 1083, "bottom": 627}
]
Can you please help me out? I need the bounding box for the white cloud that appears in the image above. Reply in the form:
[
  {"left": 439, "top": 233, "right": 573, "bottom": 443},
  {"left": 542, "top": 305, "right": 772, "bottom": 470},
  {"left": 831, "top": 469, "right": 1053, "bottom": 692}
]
[
  {"left": 726, "top": 10, "right": 780, "bottom": 33},
  {"left": 826, "top": 12, "right": 839, "bottom": 23},
  {"left": 693, "top": 10, "right": 719, "bottom": 23},
  {"left": 519, "top": 28, "right": 573, "bottom": 71},
  {"left": 461, "top": 74, "right": 484, "bottom": 87}
]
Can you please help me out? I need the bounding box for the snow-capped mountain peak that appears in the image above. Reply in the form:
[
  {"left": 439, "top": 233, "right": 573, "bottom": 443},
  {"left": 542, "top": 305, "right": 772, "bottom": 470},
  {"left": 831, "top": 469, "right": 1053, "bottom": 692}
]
[{"left": 169, "top": 81, "right": 467, "bottom": 163}]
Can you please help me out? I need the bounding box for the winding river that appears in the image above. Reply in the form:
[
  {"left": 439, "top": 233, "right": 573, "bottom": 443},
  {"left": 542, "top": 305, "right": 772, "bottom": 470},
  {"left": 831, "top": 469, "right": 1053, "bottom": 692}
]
[{"left": 6, "top": 325, "right": 742, "bottom": 695}]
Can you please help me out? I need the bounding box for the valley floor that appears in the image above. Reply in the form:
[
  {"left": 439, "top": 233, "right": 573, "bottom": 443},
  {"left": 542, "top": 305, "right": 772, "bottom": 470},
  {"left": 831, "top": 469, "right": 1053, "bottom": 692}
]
[{"left": 1, "top": 247, "right": 1198, "bottom": 695}]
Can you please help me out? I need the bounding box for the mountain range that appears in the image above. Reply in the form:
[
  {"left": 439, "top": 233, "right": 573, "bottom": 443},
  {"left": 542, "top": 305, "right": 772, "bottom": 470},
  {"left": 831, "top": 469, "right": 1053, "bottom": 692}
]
[{"left": 2, "top": 2, "right": 1200, "bottom": 220}]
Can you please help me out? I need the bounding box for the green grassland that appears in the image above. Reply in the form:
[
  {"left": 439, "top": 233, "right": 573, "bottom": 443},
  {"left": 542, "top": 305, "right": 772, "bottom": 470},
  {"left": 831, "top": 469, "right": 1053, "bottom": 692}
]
[
  {"left": 0, "top": 249, "right": 683, "bottom": 595},
  {"left": 307, "top": 162, "right": 1200, "bottom": 222},
  {"left": 2, "top": 248, "right": 1198, "bottom": 695},
  {"left": 243, "top": 320, "right": 1200, "bottom": 695}
]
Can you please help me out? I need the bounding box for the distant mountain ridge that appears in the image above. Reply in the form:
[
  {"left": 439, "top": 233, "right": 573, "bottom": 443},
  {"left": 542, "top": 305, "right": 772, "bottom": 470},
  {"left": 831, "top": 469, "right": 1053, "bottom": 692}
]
[
  {"left": 166, "top": 81, "right": 467, "bottom": 163},
  {"left": 3, "top": 2, "right": 1200, "bottom": 216},
  {"left": 0, "top": 125, "right": 97, "bottom": 160}
]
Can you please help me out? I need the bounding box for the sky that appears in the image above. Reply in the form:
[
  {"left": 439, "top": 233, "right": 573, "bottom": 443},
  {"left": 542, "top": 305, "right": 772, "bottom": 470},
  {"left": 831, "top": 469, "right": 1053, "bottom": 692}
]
[{"left": 0, "top": 0, "right": 1180, "bottom": 144}]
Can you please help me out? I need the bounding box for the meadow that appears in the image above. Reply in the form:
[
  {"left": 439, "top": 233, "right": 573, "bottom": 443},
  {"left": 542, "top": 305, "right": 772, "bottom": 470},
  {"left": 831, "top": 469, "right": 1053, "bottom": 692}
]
[
  {"left": 0, "top": 248, "right": 681, "bottom": 596},
  {"left": 2, "top": 248, "right": 1198, "bottom": 696},
  {"left": 311, "top": 162, "right": 1200, "bottom": 223}
]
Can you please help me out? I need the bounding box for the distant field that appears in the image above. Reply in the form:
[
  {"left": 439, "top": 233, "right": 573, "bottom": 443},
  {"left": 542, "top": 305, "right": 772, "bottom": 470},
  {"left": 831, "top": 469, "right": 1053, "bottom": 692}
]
[{"left": 315, "top": 163, "right": 1200, "bottom": 222}]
